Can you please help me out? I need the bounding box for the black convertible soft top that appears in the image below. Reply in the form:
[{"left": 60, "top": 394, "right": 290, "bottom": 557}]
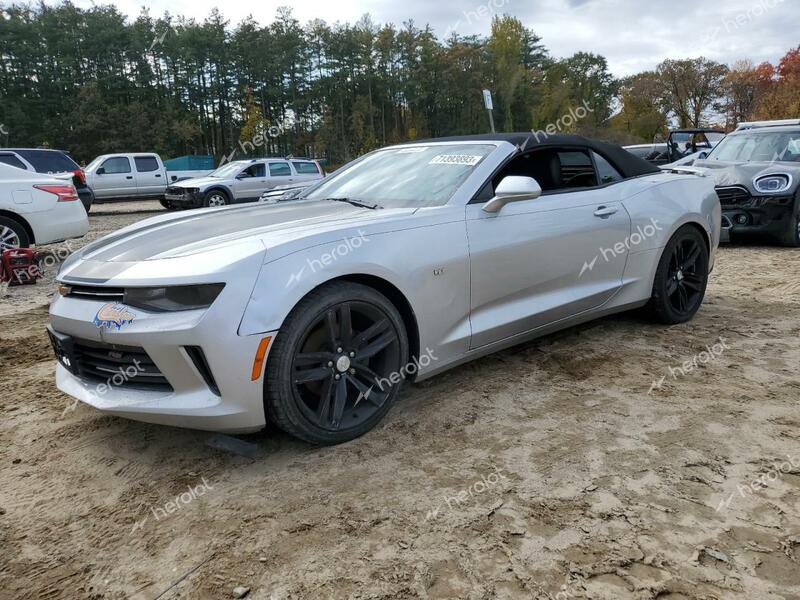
[{"left": 409, "top": 133, "right": 661, "bottom": 179}]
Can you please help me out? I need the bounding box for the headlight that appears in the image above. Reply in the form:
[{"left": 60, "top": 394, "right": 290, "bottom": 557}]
[
  {"left": 123, "top": 284, "right": 225, "bottom": 312},
  {"left": 754, "top": 173, "right": 792, "bottom": 194}
]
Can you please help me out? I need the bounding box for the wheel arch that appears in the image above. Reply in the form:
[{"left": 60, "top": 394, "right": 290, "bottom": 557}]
[
  {"left": 0, "top": 209, "right": 35, "bottom": 244},
  {"left": 204, "top": 186, "right": 232, "bottom": 201}
]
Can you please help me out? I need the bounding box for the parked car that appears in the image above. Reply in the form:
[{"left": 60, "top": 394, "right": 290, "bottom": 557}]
[
  {"left": 694, "top": 121, "right": 800, "bottom": 246},
  {"left": 625, "top": 129, "right": 726, "bottom": 166},
  {"left": 0, "top": 148, "right": 94, "bottom": 212},
  {"left": 163, "top": 158, "right": 325, "bottom": 209},
  {"left": 49, "top": 133, "right": 719, "bottom": 444},
  {"left": 84, "top": 153, "right": 168, "bottom": 201},
  {"left": 0, "top": 162, "right": 88, "bottom": 251}
]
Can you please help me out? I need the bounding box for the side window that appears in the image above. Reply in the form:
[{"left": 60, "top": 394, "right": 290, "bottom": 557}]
[
  {"left": 592, "top": 151, "right": 624, "bottom": 185},
  {"left": 488, "top": 147, "right": 599, "bottom": 197},
  {"left": 292, "top": 161, "right": 319, "bottom": 174},
  {"left": 242, "top": 163, "right": 266, "bottom": 178},
  {"left": 0, "top": 154, "right": 27, "bottom": 170},
  {"left": 269, "top": 162, "right": 291, "bottom": 177},
  {"left": 134, "top": 156, "right": 159, "bottom": 172},
  {"left": 102, "top": 157, "right": 131, "bottom": 174}
]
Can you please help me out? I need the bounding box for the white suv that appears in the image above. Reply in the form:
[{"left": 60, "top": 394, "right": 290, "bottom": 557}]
[
  {"left": 163, "top": 158, "right": 324, "bottom": 209},
  {"left": 0, "top": 163, "right": 88, "bottom": 251}
]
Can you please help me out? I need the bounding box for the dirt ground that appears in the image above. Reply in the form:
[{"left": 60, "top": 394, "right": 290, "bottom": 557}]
[{"left": 1, "top": 202, "right": 799, "bottom": 600}]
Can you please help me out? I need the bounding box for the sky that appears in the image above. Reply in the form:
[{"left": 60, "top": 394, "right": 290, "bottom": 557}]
[{"left": 55, "top": 0, "right": 798, "bottom": 76}]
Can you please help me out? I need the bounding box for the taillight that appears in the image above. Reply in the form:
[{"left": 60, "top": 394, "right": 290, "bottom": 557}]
[
  {"left": 34, "top": 184, "right": 80, "bottom": 202},
  {"left": 73, "top": 169, "right": 86, "bottom": 186}
]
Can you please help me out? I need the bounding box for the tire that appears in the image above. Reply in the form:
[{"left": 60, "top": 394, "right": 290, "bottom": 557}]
[
  {"left": 780, "top": 201, "right": 800, "bottom": 247},
  {"left": 647, "top": 225, "right": 710, "bottom": 325},
  {"left": 0, "top": 216, "right": 30, "bottom": 251},
  {"left": 265, "top": 281, "right": 409, "bottom": 445},
  {"left": 159, "top": 198, "right": 177, "bottom": 211},
  {"left": 203, "top": 189, "right": 229, "bottom": 208}
]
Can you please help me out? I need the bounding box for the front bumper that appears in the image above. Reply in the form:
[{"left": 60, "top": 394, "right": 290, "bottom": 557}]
[
  {"left": 721, "top": 199, "right": 794, "bottom": 242},
  {"left": 49, "top": 277, "right": 274, "bottom": 433},
  {"left": 164, "top": 190, "right": 205, "bottom": 209}
]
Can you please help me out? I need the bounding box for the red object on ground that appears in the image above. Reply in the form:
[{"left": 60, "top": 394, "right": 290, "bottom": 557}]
[{"left": 1, "top": 248, "right": 39, "bottom": 286}]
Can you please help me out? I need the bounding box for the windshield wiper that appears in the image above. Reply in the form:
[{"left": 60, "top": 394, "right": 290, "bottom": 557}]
[{"left": 326, "top": 197, "right": 381, "bottom": 210}]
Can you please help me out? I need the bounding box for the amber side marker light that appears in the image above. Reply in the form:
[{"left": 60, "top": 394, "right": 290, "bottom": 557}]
[{"left": 251, "top": 336, "right": 272, "bottom": 381}]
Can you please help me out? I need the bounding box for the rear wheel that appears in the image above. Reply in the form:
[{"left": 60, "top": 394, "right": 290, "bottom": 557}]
[
  {"left": 203, "top": 190, "right": 229, "bottom": 208},
  {"left": 647, "top": 226, "right": 709, "bottom": 324},
  {"left": 265, "top": 281, "right": 409, "bottom": 445},
  {"left": 0, "top": 217, "right": 29, "bottom": 251}
]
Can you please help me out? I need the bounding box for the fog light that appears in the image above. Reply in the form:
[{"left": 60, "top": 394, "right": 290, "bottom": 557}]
[{"left": 736, "top": 214, "right": 749, "bottom": 225}]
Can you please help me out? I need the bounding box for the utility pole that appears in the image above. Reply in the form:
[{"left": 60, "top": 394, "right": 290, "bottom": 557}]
[{"left": 482, "top": 89, "right": 495, "bottom": 133}]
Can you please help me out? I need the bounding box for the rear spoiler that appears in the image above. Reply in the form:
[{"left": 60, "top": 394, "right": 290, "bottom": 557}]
[{"left": 659, "top": 165, "right": 708, "bottom": 177}]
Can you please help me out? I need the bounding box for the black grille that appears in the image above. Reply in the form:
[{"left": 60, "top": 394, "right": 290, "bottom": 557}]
[
  {"left": 72, "top": 338, "right": 172, "bottom": 390},
  {"left": 166, "top": 186, "right": 188, "bottom": 195},
  {"left": 716, "top": 186, "right": 751, "bottom": 206},
  {"left": 64, "top": 284, "right": 124, "bottom": 302}
]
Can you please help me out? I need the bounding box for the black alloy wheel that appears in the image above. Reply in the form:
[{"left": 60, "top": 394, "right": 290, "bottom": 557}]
[
  {"left": 265, "top": 281, "right": 409, "bottom": 445},
  {"left": 648, "top": 226, "right": 709, "bottom": 324}
]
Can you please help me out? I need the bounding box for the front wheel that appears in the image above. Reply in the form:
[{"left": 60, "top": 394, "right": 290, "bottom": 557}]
[
  {"left": 203, "top": 190, "right": 229, "bottom": 208},
  {"left": 780, "top": 202, "right": 800, "bottom": 247},
  {"left": 265, "top": 281, "right": 409, "bottom": 445},
  {"left": 647, "top": 226, "right": 710, "bottom": 324}
]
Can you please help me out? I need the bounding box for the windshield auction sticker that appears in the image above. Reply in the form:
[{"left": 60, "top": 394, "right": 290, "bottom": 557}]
[{"left": 429, "top": 154, "right": 483, "bottom": 166}]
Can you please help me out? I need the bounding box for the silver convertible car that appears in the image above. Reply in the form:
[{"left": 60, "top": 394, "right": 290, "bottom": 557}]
[{"left": 49, "top": 134, "right": 720, "bottom": 444}]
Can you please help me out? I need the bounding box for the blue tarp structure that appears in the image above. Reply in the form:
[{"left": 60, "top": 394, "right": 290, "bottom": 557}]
[{"left": 163, "top": 155, "right": 214, "bottom": 171}]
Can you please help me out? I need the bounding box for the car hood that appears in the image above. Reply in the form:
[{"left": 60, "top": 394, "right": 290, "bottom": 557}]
[
  {"left": 693, "top": 159, "right": 800, "bottom": 194},
  {"left": 170, "top": 176, "right": 230, "bottom": 189},
  {"left": 73, "top": 201, "right": 416, "bottom": 263}
]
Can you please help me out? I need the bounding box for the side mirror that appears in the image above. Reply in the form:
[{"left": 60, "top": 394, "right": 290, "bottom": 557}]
[
  {"left": 698, "top": 151, "right": 708, "bottom": 159},
  {"left": 483, "top": 176, "right": 542, "bottom": 213},
  {"left": 96, "top": 167, "right": 105, "bottom": 175},
  {"left": 236, "top": 173, "right": 247, "bottom": 180}
]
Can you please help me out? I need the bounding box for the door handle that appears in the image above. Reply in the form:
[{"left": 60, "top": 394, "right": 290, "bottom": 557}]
[
  {"left": 594, "top": 206, "right": 618, "bottom": 218},
  {"left": 126, "top": 176, "right": 133, "bottom": 180},
  {"left": 155, "top": 174, "right": 161, "bottom": 178}
]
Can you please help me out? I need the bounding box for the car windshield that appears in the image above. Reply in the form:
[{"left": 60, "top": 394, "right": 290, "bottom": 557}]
[
  {"left": 707, "top": 130, "right": 800, "bottom": 163},
  {"left": 208, "top": 162, "right": 247, "bottom": 178},
  {"left": 303, "top": 144, "right": 496, "bottom": 208}
]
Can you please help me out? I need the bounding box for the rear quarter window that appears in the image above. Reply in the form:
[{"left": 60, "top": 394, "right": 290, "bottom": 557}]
[
  {"left": 0, "top": 154, "right": 28, "bottom": 170},
  {"left": 292, "top": 161, "right": 320, "bottom": 175},
  {"left": 15, "top": 149, "right": 79, "bottom": 173}
]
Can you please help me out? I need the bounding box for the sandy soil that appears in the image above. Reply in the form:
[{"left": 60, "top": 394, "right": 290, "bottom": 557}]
[{"left": 1, "top": 204, "right": 799, "bottom": 600}]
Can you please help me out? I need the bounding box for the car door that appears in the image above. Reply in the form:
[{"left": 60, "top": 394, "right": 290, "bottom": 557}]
[
  {"left": 232, "top": 162, "right": 267, "bottom": 202},
  {"left": 466, "top": 148, "right": 631, "bottom": 349},
  {"left": 267, "top": 161, "right": 294, "bottom": 189},
  {"left": 93, "top": 156, "right": 134, "bottom": 199},
  {"left": 133, "top": 155, "right": 165, "bottom": 196}
]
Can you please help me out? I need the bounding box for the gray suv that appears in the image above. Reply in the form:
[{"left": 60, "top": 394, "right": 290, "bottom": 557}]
[{"left": 163, "top": 158, "right": 324, "bottom": 209}]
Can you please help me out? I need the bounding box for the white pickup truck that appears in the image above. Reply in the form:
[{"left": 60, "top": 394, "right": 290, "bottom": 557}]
[{"left": 84, "top": 153, "right": 212, "bottom": 202}]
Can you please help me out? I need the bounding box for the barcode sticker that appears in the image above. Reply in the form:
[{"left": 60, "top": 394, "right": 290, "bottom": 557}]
[{"left": 429, "top": 154, "right": 483, "bottom": 166}]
